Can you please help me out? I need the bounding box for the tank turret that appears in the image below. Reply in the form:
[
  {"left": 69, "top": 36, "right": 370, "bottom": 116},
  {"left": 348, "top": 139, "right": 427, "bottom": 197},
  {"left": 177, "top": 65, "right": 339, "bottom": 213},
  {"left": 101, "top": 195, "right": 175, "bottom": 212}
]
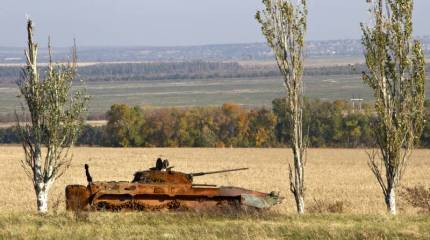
[{"left": 131, "top": 158, "right": 248, "bottom": 184}]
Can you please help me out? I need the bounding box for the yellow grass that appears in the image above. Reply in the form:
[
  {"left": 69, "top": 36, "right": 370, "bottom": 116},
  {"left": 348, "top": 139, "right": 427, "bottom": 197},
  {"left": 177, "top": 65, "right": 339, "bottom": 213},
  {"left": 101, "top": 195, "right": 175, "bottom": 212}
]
[{"left": 0, "top": 146, "right": 429, "bottom": 214}]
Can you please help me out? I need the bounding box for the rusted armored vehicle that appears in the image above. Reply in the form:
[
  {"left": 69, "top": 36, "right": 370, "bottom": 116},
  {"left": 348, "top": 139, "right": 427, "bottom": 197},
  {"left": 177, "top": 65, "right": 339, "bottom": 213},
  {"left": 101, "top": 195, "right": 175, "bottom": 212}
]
[{"left": 65, "top": 158, "right": 281, "bottom": 211}]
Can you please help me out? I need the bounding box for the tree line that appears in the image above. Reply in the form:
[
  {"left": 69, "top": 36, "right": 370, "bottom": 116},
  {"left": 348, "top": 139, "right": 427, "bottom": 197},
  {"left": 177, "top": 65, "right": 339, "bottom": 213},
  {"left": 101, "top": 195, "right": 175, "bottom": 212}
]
[{"left": 3, "top": 98, "right": 430, "bottom": 148}]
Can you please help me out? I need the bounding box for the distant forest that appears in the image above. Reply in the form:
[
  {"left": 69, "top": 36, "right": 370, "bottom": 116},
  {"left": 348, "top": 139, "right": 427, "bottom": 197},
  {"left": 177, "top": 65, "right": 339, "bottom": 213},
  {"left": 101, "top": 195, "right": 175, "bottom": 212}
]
[
  {"left": 2, "top": 98, "right": 430, "bottom": 148},
  {"left": 2, "top": 61, "right": 429, "bottom": 84}
]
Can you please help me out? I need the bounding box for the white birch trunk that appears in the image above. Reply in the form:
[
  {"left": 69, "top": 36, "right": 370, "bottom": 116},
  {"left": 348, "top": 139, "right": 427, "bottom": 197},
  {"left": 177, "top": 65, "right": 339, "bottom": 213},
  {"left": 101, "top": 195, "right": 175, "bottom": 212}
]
[
  {"left": 291, "top": 111, "right": 305, "bottom": 214},
  {"left": 386, "top": 186, "right": 397, "bottom": 215},
  {"left": 295, "top": 190, "right": 305, "bottom": 214},
  {"left": 35, "top": 184, "right": 49, "bottom": 213},
  {"left": 33, "top": 144, "right": 51, "bottom": 213}
]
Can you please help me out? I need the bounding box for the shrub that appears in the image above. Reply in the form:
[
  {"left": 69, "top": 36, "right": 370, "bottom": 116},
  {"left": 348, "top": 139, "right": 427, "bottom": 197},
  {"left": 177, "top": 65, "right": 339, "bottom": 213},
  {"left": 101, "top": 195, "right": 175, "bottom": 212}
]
[{"left": 400, "top": 186, "right": 430, "bottom": 213}]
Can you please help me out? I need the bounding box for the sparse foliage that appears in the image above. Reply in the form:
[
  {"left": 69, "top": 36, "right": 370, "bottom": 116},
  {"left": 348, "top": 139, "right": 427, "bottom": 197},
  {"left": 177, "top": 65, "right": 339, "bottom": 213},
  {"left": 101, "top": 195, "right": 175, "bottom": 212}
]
[
  {"left": 361, "top": 0, "right": 426, "bottom": 214},
  {"left": 16, "top": 20, "right": 88, "bottom": 213},
  {"left": 256, "top": 0, "right": 308, "bottom": 214},
  {"left": 400, "top": 186, "right": 430, "bottom": 213}
]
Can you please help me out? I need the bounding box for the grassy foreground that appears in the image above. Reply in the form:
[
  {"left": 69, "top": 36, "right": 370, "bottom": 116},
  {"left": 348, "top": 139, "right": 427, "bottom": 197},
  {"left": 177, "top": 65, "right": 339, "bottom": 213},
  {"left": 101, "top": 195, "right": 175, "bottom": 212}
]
[{"left": 1, "top": 212, "right": 430, "bottom": 240}]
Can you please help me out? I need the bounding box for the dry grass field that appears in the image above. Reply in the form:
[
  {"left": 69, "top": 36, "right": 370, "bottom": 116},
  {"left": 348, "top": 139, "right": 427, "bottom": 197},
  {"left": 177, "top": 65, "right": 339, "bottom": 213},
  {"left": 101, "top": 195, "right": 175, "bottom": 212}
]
[
  {"left": 1, "top": 146, "right": 430, "bottom": 239},
  {"left": 1, "top": 146, "right": 429, "bottom": 214}
]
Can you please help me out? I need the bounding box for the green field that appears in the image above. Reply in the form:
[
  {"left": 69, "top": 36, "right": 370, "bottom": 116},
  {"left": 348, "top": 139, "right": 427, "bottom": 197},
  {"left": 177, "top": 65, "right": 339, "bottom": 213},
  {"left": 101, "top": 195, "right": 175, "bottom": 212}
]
[
  {"left": 1, "top": 75, "right": 429, "bottom": 115},
  {"left": 1, "top": 212, "right": 430, "bottom": 240}
]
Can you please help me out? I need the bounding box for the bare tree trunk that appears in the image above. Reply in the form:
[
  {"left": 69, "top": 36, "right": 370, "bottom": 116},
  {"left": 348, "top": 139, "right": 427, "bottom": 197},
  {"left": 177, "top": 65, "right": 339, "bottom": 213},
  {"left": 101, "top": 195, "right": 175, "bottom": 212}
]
[
  {"left": 291, "top": 153, "right": 305, "bottom": 214},
  {"left": 296, "top": 195, "right": 304, "bottom": 214},
  {"left": 35, "top": 184, "right": 50, "bottom": 213},
  {"left": 294, "top": 182, "right": 305, "bottom": 214},
  {"left": 385, "top": 184, "right": 396, "bottom": 215},
  {"left": 290, "top": 91, "right": 305, "bottom": 214},
  {"left": 292, "top": 124, "right": 305, "bottom": 214},
  {"left": 33, "top": 145, "right": 52, "bottom": 213}
]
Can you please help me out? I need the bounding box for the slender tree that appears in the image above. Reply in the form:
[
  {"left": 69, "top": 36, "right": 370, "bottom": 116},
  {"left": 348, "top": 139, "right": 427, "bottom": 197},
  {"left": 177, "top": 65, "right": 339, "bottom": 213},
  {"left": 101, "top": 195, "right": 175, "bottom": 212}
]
[
  {"left": 361, "top": 0, "right": 425, "bottom": 215},
  {"left": 17, "top": 20, "right": 88, "bottom": 213},
  {"left": 256, "top": 0, "right": 307, "bottom": 214}
]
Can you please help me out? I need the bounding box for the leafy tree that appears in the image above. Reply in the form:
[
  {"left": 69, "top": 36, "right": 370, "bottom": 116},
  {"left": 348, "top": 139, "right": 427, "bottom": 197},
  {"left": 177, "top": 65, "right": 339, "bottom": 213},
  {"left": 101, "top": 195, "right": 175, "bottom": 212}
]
[
  {"left": 420, "top": 103, "right": 430, "bottom": 147},
  {"left": 256, "top": 0, "right": 308, "bottom": 213},
  {"left": 16, "top": 20, "right": 88, "bottom": 213},
  {"left": 361, "top": 0, "right": 426, "bottom": 214},
  {"left": 217, "top": 103, "right": 249, "bottom": 147},
  {"left": 77, "top": 125, "right": 105, "bottom": 146},
  {"left": 106, "top": 104, "right": 145, "bottom": 147},
  {"left": 172, "top": 110, "right": 191, "bottom": 147},
  {"left": 188, "top": 108, "right": 217, "bottom": 147},
  {"left": 343, "top": 115, "right": 362, "bottom": 147},
  {"left": 248, "top": 109, "right": 277, "bottom": 147},
  {"left": 272, "top": 98, "right": 290, "bottom": 145}
]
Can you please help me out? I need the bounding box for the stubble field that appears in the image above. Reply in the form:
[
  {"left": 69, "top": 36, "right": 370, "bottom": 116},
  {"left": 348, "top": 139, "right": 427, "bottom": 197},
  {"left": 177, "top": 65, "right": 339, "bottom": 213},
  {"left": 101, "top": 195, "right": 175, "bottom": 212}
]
[{"left": 1, "top": 146, "right": 430, "bottom": 239}]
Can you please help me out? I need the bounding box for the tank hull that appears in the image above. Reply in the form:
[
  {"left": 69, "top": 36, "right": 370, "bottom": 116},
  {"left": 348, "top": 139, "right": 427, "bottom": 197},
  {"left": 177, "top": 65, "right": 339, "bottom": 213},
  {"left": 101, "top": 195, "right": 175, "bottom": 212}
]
[{"left": 65, "top": 181, "right": 280, "bottom": 212}]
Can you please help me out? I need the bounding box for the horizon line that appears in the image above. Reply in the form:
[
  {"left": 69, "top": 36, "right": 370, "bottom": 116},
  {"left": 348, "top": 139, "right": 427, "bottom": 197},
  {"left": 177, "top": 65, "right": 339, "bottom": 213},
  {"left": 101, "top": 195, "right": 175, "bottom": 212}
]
[{"left": 1, "top": 35, "right": 429, "bottom": 49}]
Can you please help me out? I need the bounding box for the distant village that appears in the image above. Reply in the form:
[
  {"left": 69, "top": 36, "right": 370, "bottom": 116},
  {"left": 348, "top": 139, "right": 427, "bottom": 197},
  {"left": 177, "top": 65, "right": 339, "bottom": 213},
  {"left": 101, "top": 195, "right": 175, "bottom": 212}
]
[{"left": 1, "top": 37, "right": 430, "bottom": 64}]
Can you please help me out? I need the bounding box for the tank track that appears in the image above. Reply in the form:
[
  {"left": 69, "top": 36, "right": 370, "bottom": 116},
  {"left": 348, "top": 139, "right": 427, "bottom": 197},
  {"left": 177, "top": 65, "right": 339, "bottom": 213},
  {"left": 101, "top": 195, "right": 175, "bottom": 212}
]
[
  {"left": 92, "top": 199, "right": 241, "bottom": 212},
  {"left": 93, "top": 200, "right": 181, "bottom": 211}
]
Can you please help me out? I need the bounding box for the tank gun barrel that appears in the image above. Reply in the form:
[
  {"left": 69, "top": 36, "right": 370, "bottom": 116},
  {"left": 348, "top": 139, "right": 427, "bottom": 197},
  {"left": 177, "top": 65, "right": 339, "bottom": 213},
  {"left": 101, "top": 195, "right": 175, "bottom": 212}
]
[{"left": 189, "top": 168, "right": 248, "bottom": 177}]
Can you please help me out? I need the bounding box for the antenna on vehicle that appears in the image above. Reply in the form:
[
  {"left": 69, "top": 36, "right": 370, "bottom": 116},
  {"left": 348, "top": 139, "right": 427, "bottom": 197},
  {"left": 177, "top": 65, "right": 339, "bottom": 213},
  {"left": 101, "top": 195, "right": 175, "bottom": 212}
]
[{"left": 85, "top": 164, "right": 93, "bottom": 184}]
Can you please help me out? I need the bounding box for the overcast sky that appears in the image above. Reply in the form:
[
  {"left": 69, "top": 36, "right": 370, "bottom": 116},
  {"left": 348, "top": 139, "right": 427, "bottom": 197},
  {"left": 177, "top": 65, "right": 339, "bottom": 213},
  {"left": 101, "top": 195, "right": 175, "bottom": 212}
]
[{"left": 0, "top": 0, "right": 428, "bottom": 47}]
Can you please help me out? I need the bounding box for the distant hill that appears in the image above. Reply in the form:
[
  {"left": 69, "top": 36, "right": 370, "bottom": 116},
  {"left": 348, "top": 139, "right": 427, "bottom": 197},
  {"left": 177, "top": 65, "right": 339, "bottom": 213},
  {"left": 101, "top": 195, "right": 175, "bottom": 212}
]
[{"left": 1, "top": 37, "right": 430, "bottom": 64}]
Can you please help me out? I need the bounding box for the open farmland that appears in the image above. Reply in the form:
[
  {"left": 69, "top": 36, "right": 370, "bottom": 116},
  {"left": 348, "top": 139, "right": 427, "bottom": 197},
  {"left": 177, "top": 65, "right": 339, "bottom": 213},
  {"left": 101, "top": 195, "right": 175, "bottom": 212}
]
[
  {"left": 1, "top": 147, "right": 430, "bottom": 239},
  {"left": 1, "top": 74, "right": 429, "bottom": 115},
  {"left": 0, "top": 75, "right": 377, "bottom": 115}
]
